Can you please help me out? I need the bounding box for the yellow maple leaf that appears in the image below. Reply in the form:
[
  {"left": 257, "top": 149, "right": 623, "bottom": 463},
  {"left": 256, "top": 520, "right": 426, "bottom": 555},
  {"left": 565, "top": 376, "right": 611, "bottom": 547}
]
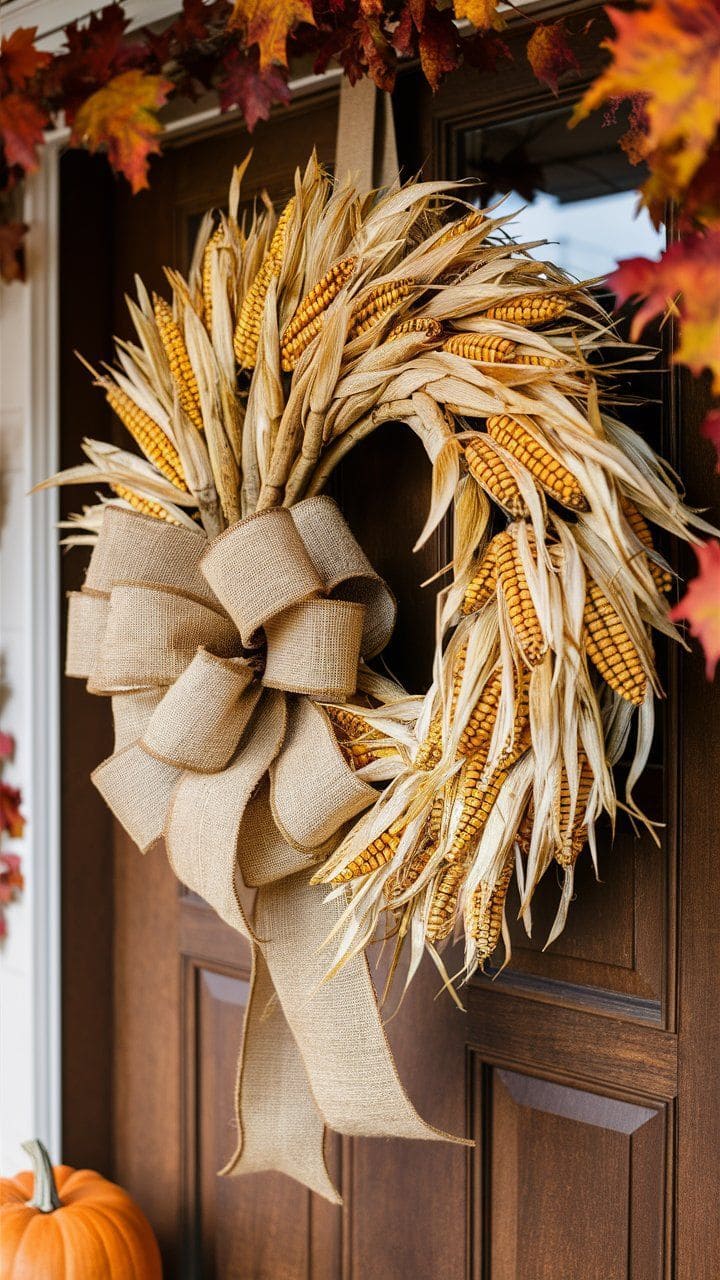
[
  {"left": 72, "top": 71, "right": 172, "bottom": 194},
  {"left": 229, "top": 0, "right": 315, "bottom": 69},
  {"left": 452, "top": 0, "right": 505, "bottom": 33},
  {"left": 572, "top": 0, "right": 720, "bottom": 202}
]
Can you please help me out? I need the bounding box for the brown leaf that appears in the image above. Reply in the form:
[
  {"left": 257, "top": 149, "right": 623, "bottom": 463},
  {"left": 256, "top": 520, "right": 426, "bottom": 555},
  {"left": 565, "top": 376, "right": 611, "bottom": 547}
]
[
  {"left": 0, "top": 221, "right": 28, "bottom": 283},
  {"left": 71, "top": 69, "right": 172, "bottom": 193},
  {"left": 526, "top": 20, "right": 579, "bottom": 95},
  {"left": 217, "top": 48, "right": 290, "bottom": 129},
  {"left": 418, "top": 7, "right": 461, "bottom": 91}
]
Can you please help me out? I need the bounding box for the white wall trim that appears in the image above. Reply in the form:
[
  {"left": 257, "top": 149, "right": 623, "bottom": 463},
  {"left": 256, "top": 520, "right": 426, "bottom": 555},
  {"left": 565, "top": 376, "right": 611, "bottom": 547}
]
[{"left": 24, "top": 146, "right": 62, "bottom": 1162}]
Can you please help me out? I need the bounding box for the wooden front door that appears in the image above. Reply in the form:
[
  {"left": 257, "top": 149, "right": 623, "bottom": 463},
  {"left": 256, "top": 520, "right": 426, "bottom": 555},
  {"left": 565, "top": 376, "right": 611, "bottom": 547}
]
[{"left": 59, "top": 12, "right": 720, "bottom": 1278}]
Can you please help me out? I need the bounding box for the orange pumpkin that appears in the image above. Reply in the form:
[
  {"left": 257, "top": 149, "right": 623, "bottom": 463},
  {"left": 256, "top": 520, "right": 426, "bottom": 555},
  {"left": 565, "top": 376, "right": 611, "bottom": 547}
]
[{"left": 0, "top": 1139, "right": 162, "bottom": 1279}]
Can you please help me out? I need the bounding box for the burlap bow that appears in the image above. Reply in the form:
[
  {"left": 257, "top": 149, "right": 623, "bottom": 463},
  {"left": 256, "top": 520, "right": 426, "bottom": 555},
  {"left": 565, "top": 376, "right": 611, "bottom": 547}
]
[{"left": 66, "top": 496, "right": 464, "bottom": 1203}]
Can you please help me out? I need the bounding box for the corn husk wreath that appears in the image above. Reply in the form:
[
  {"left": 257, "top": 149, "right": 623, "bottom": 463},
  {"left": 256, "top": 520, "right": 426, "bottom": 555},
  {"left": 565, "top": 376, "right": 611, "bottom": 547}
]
[{"left": 45, "top": 151, "right": 709, "bottom": 1006}]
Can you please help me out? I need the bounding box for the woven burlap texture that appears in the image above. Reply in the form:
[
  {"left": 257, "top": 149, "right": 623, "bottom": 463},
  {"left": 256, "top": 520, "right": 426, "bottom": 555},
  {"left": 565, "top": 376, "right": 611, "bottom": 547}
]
[{"left": 67, "top": 502, "right": 466, "bottom": 1204}]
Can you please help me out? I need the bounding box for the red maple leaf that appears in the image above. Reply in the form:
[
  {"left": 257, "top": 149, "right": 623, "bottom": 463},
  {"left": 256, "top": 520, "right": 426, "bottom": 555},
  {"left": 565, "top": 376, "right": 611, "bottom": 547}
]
[
  {"left": 609, "top": 228, "right": 720, "bottom": 392},
  {"left": 0, "top": 221, "right": 28, "bottom": 283},
  {"left": 0, "top": 782, "right": 25, "bottom": 839},
  {"left": 418, "top": 7, "right": 461, "bottom": 92},
  {"left": 356, "top": 15, "right": 397, "bottom": 93},
  {"left": 217, "top": 47, "right": 290, "bottom": 129},
  {"left": 701, "top": 407, "right": 720, "bottom": 473},
  {"left": 0, "top": 92, "right": 48, "bottom": 171},
  {"left": 0, "top": 733, "right": 15, "bottom": 761},
  {"left": 526, "top": 21, "right": 580, "bottom": 95},
  {"left": 0, "top": 26, "right": 52, "bottom": 91},
  {"left": 670, "top": 539, "right": 720, "bottom": 678}
]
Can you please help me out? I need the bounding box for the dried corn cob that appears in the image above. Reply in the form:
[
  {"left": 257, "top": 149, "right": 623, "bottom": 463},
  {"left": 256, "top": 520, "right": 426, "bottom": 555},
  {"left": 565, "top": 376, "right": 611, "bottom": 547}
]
[
  {"left": 462, "top": 541, "right": 499, "bottom": 615},
  {"left": 387, "top": 317, "right": 442, "bottom": 343},
  {"left": 466, "top": 849, "right": 515, "bottom": 965},
  {"left": 281, "top": 257, "right": 357, "bottom": 371},
  {"left": 465, "top": 434, "right": 528, "bottom": 517},
  {"left": 384, "top": 844, "right": 432, "bottom": 901},
  {"left": 515, "top": 801, "right": 534, "bottom": 859},
  {"left": 486, "top": 414, "right": 588, "bottom": 512},
  {"left": 326, "top": 705, "right": 399, "bottom": 770},
  {"left": 436, "top": 209, "right": 485, "bottom": 246},
  {"left": 110, "top": 484, "right": 179, "bottom": 523},
  {"left": 233, "top": 253, "right": 278, "bottom": 369},
  {"left": 202, "top": 224, "right": 224, "bottom": 334},
  {"left": 331, "top": 827, "right": 403, "bottom": 884},
  {"left": 555, "top": 756, "right": 594, "bottom": 867},
  {"left": 105, "top": 385, "right": 187, "bottom": 490},
  {"left": 426, "top": 860, "right": 467, "bottom": 942},
  {"left": 233, "top": 197, "right": 295, "bottom": 369},
  {"left": 481, "top": 293, "right": 569, "bottom": 325},
  {"left": 583, "top": 581, "right": 648, "bottom": 705},
  {"left": 511, "top": 351, "right": 565, "bottom": 369},
  {"left": 495, "top": 529, "right": 546, "bottom": 667},
  {"left": 348, "top": 279, "right": 414, "bottom": 340},
  {"left": 621, "top": 498, "right": 673, "bottom": 594},
  {"left": 457, "top": 669, "right": 503, "bottom": 761},
  {"left": 448, "top": 762, "right": 508, "bottom": 862},
  {"left": 443, "top": 333, "right": 517, "bottom": 362},
  {"left": 153, "top": 295, "right": 204, "bottom": 432},
  {"left": 414, "top": 642, "right": 467, "bottom": 770}
]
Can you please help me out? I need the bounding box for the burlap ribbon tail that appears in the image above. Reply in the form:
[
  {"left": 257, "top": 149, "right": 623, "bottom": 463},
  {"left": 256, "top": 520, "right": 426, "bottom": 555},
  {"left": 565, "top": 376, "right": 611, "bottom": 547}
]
[{"left": 66, "top": 498, "right": 466, "bottom": 1204}]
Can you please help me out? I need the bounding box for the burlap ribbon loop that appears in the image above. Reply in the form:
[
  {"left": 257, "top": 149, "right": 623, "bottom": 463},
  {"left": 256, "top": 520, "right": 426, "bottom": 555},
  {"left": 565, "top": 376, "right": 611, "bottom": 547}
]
[{"left": 68, "top": 501, "right": 465, "bottom": 1205}]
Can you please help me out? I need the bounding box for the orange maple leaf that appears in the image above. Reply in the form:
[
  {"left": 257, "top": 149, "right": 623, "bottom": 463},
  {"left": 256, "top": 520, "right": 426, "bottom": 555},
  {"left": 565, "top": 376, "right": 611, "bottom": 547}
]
[
  {"left": 229, "top": 0, "right": 315, "bottom": 69},
  {"left": 572, "top": 0, "right": 720, "bottom": 205},
  {"left": 609, "top": 228, "right": 720, "bottom": 392},
  {"left": 71, "top": 71, "right": 172, "bottom": 194},
  {"left": 0, "top": 26, "right": 52, "bottom": 88},
  {"left": 670, "top": 539, "right": 720, "bottom": 678},
  {"left": 452, "top": 0, "right": 505, "bottom": 33},
  {"left": 526, "top": 21, "right": 579, "bottom": 95}
]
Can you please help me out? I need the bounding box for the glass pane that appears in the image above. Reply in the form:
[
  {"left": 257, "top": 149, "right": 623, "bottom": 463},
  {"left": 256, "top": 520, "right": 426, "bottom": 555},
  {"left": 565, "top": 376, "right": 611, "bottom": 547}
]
[{"left": 461, "top": 104, "right": 664, "bottom": 281}]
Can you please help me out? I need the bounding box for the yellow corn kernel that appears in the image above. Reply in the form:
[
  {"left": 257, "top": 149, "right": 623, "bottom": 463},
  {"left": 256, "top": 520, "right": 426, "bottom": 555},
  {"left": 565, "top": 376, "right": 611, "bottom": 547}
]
[
  {"left": 462, "top": 541, "right": 499, "bottom": 615},
  {"left": 105, "top": 385, "right": 187, "bottom": 490},
  {"left": 348, "top": 279, "right": 415, "bottom": 340},
  {"left": 202, "top": 224, "right": 224, "bottom": 334},
  {"left": 465, "top": 434, "right": 528, "bottom": 517},
  {"left": 387, "top": 317, "right": 443, "bottom": 343},
  {"left": 331, "top": 828, "right": 402, "bottom": 884},
  {"left": 110, "top": 484, "right": 179, "bottom": 523},
  {"left": 481, "top": 293, "right": 569, "bottom": 325},
  {"left": 486, "top": 414, "right": 588, "bottom": 512},
  {"left": 443, "top": 332, "right": 517, "bottom": 362},
  {"left": 426, "top": 860, "right": 467, "bottom": 942},
  {"left": 495, "top": 529, "right": 546, "bottom": 667},
  {"left": 583, "top": 581, "right": 648, "bottom": 706},
  {"left": 414, "top": 641, "right": 467, "bottom": 770},
  {"left": 153, "top": 294, "right": 204, "bottom": 432},
  {"left": 621, "top": 498, "right": 672, "bottom": 594},
  {"left": 555, "top": 756, "right": 594, "bottom": 868},
  {"left": 436, "top": 209, "right": 485, "bottom": 246},
  {"left": 448, "top": 762, "right": 508, "bottom": 862},
  {"left": 466, "top": 850, "right": 515, "bottom": 965},
  {"left": 280, "top": 257, "right": 356, "bottom": 371}
]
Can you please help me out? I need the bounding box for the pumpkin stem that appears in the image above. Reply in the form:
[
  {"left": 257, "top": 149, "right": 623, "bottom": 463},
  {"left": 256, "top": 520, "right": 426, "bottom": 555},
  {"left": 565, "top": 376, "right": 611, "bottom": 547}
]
[{"left": 22, "top": 1139, "right": 62, "bottom": 1213}]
